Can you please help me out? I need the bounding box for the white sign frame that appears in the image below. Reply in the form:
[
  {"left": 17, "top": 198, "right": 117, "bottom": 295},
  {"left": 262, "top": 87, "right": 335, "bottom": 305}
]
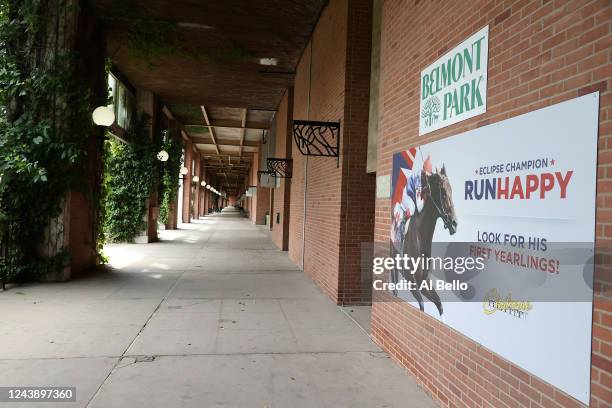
[{"left": 419, "top": 26, "right": 489, "bottom": 135}]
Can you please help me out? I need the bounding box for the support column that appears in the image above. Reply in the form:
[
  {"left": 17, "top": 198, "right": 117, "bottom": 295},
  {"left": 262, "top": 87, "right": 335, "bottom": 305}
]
[
  {"left": 198, "top": 167, "right": 205, "bottom": 217},
  {"left": 203, "top": 178, "right": 209, "bottom": 215},
  {"left": 165, "top": 119, "right": 181, "bottom": 230},
  {"left": 250, "top": 151, "right": 259, "bottom": 223},
  {"left": 67, "top": 4, "right": 107, "bottom": 276},
  {"left": 134, "top": 90, "right": 158, "bottom": 243},
  {"left": 271, "top": 88, "right": 293, "bottom": 250},
  {"left": 253, "top": 145, "right": 270, "bottom": 226},
  {"left": 338, "top": 0, "right": 375, "bottom": 304},
  {"left": 287, "top": 0, "right": 374, "bottom": 304},
  {"left": 193, "top": 153, "right": 201, "bottom": 220},
  {"left": 29, "top": 1, "right": 106, "bottom": 280},
  {"left": 182, "top": 139, "right": 193, "bottom": 223}
]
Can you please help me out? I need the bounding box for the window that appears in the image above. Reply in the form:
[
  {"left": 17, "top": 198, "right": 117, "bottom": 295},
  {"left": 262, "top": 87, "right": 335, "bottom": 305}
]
[{"left": 108, "top": 73, "right": 135, "bottom": 130}]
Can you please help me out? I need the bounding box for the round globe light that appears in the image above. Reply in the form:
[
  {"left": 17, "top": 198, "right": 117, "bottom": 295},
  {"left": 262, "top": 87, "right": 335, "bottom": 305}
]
[
  {"left": 201, "top": 181, "right": 206, "bottom": 187},
  {"left": 92, "top": 106, "right": 115, "bottom": 127},
  {"left": 180, "top": 166, "right": 189, "bottom": 175},
  {"left": 206, "top": 185, "right": 211, "bottom": 190},
  {"left": 192, "top": 176, "right": 199, "bottom": 183},
  {"left": 157, "top": 150, "right": 169, "bottom": 162}
]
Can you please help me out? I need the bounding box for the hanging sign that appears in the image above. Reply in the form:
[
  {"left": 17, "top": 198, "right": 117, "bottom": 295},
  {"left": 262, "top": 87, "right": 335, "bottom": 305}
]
[
  {"left": 419, "top": 26, "right": 489, "bottom": 135},
  {"left": 246, "top": 187, "right": 257, "bottom": 197},
  {"left": 259, "top": 173, "right": 276, "bottom": 188}
]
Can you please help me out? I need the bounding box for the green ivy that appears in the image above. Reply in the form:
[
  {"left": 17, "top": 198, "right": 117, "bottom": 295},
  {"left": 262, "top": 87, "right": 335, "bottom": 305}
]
[
  {"left": 0, "top": 0, "right": 94, "bottom": 284},
  {"left": 158, "top": 131, "right": 182, "bottom": 225},
  {"left": 95, "top": 59, "right": 114, "bottom": 264},
  {"left": 101, "top": 119, "right": 155, "bottom": 242}
]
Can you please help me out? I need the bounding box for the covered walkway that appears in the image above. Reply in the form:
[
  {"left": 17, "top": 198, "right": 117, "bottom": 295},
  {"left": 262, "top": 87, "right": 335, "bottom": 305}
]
[
  {"left": 0, "top": 1, "right": 608, "bottom": 406},
  {"left": 0, "top": 210, "right": 435, "bottom": 408}
]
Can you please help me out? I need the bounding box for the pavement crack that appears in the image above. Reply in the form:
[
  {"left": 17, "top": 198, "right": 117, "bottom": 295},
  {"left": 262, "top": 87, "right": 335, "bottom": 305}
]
[{"left": 84, "top": 266, "right": 187, "bottom": 408}]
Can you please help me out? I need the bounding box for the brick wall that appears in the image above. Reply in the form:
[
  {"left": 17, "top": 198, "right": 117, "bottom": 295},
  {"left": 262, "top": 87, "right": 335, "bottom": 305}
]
[
  {"left": 338, "top": 0, "right": 375, "bottom": 304},
  {"left": 249, "top": 150, "right": 259, "bottom": 222},
  {"left": 372, "top": 1, "right": 611, "bottom": 407},
  {"left": 288, "top": 0, "right": 375, "bottom": 303},
  {"left": 272, "top": 89, "right": 294, "bottom": 250},
  {"left": 287, "top": 40, "right": 311, "bottom": 269},
  {"left": 289, "top": 0, "right": 349, "bottom": 299},
  {"left": 255, "top": 186, "right": 271, "bottom": 225},
  {"left": 193, "top": 153, "right": 201, "bottom": 219},
  {"left": 251, "top": 140, "right": 272, "bottom": 225}
]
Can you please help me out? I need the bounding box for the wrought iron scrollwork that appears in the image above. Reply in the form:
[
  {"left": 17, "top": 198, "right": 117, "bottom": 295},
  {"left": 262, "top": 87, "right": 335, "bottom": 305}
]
[
  {"left": 293, "top": 120, "right": 340, "bottom": 166},
  {"left": 266, "top": 158, "right": 292, "bottom": 178}
]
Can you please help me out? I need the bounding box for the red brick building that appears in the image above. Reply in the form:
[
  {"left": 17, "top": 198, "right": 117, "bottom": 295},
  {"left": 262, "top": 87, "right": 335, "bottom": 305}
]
[{"left": 245, "top": 1, "right": 610, "bottom": 407}]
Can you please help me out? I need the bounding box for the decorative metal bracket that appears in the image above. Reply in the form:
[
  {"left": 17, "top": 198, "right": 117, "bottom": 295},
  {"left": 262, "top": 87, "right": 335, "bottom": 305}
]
[
  {"left": 293, "top": 120, "right": 340, "bottom": 167},
  {"left": 267, "top": 158, "right": 292, "bottom": 178}
]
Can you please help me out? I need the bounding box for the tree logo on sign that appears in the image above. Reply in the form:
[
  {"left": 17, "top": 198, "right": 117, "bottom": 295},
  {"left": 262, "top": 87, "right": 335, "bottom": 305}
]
[{"left": 421, "top": 96, "right": 441, "bottom": 128}]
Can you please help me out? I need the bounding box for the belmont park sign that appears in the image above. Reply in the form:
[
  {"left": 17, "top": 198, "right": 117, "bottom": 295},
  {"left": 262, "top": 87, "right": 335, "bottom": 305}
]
[{"left": 419, "top": 26, "right": 489, "bottom": 135}]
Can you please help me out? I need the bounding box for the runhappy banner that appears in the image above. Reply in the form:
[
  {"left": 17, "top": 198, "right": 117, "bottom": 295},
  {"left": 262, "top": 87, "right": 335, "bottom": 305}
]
[{"left": 391, "top": 93, "right": 599, "bottom": 404}]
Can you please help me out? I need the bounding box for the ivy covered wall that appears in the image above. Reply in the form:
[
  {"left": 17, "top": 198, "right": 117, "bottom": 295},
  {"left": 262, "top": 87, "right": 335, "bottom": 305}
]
[
  {"left": 0, "top": 0, "right": 107, "bottom": 285},
  {"left": 101, "top": 119, "right": 156, "bottom": 243}
]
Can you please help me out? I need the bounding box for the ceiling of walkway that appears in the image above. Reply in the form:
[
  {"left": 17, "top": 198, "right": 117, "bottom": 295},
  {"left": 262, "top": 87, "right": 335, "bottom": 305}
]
[
  {"left": 91, "top": 0, "right": 326, "bottom": 109},
  {"left": 91, "top": 0, "right": 326, "bottom": 195}
]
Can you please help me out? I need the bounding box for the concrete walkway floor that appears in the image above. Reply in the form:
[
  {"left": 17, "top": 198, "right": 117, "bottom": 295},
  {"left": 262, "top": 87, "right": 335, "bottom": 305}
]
[{"left": 0, "top": 210, "right": 436, "bottom": 408}]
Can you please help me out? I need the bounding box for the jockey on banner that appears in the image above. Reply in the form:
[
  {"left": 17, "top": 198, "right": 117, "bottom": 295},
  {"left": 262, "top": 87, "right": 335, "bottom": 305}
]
[{"left": 392, "top": 152, "right": 433, "bottom": 254}]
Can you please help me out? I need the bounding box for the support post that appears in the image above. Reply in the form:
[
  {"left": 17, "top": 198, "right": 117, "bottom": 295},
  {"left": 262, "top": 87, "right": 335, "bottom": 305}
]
[{"left": 182, "top": 139, "right": 193, "bottom": 223}]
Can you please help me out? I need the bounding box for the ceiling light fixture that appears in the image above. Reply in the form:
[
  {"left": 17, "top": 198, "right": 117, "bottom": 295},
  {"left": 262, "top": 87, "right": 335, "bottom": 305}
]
[
  {"left": 259, "top": 58, "right": 278, "bottom": 66},
  {"left": 193, "top": 176, "right": 199, "bottom": 183}
]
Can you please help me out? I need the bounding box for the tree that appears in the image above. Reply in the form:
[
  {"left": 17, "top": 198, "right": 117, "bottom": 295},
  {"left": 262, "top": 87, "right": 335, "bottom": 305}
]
[{"left": 421, "top": 96, "right": 441, "bottom": 128}]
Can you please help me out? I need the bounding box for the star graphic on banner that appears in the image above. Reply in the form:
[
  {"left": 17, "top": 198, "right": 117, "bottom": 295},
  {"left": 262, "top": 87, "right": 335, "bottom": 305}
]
[{"left": 550, "top": 158, "right": 556, "bottom": 166}]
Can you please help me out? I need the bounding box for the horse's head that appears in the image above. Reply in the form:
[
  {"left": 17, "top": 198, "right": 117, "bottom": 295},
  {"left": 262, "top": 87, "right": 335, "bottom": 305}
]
[{"left": 423, "top": 165, "right": 458, "bottom": 235}]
